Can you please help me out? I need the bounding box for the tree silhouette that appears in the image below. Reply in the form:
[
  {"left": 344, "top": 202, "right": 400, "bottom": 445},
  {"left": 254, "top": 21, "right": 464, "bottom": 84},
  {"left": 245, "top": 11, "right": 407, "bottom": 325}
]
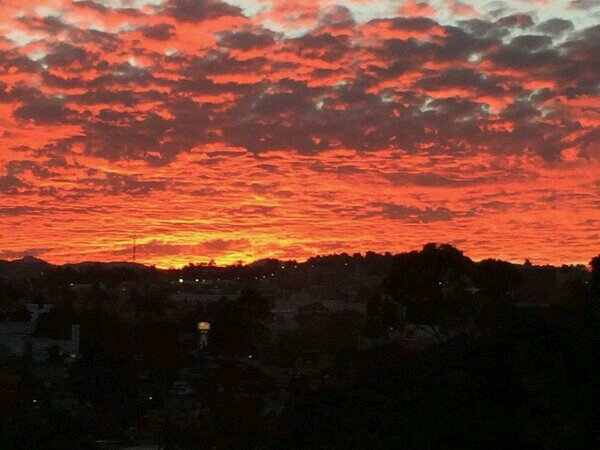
[
  {"left": 363, "top": 294, "right": 399, "bottom": 338},
  {"left": 589, "top": 255, "right": 600, "bottom": 326},
  {"left": 384, "top": 243, "right": 474, "bottom": 343},
  {"left": 208, "top": 288, "right": 273, "bottom": 355},
  {"left": 472, "top": 259, "right": 521, "bottom": 334}
]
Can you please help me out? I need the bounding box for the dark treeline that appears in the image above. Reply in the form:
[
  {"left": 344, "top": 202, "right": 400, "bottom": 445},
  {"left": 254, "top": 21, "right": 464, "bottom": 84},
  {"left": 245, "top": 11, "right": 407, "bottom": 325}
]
[{"left": 0, "top": 245, "right": 597, "bottom": 448}]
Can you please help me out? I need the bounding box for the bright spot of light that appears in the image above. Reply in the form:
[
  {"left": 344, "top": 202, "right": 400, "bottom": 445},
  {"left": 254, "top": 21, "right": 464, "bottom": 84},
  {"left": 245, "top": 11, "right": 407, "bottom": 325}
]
[{"left": 28, "top": 49, "right": 47, "bottom": 61}]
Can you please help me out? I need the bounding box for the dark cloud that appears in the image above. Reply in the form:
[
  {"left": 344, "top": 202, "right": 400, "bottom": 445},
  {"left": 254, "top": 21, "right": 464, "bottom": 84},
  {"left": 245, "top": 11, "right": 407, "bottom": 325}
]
[
  {"left": 385, "top": 16, "right": 441, "bottom": 32},
  {"left": 13, "top": 97, "right": 75, "bottom": 125},
  {"left": 112, "top": 238, "right": 251, "bottom": 257},
  {"left": 416, "top": 68, "right": 508, "bottom": 96},
  {"left": 72, "top": 0, "right": 141, "bottom": 17},
  {"left": 5, "top": 160, "right": 55, "bottom": 179},
  {"left": 139, "top": 24, "right": 175, "bottom": 41},
  {"left": 384, "top": 172, "right": 488, "bottom": 187},
  {"left": 218, "top": 30, "right": 276, "bottom": 50},
  {"left": 0, "top": 175, "right": 29, "bottom": 194},
  {"left": 0, "top": 248, "right": 52, "bottom": 259},
  {"left": 202, "top": 238, "right": 250, "bottom": 251},
  {"left": 286, "top": 32, "right": 351, "bottom": 63},
  {"left": 509, "top": 35, "right": 553, "bottom": 51},
  {"left": 458, "top": 19, "right": 505, "bottom": 38},
  {"left": 495, "top": 14, "right": 534, "bottom": 29},
  {"left": 84, "top": 172, "right": 168, "bottom": 196},
  {"left": 17, "top": 15, "right": 72, "bottom": 34},
  {"left": 44, "top": 43, "right": 95, "bottom": 68},
  {"left": 0, "top": 206, "right": 40, "bottom": 216},
  {"left": 163, "top": 0, "right": 243, "bottom": 22},
  {"left": 373, "top": 203, "right": 460, "bottom": 223},
  {"left": 316, "top": 5, "right": 355, "bottom": 32},
  {"left": 536, "top": 19, "right": 574, "bottom": 35},
  {"left": 568, "top": 0, "right": 600, "bottom": 10},
  {"left": 73, "top": 1, "right": 113, "bottom": 14},
  {"left": 488, "top": 46, "right": 560, "bottom": 70}
]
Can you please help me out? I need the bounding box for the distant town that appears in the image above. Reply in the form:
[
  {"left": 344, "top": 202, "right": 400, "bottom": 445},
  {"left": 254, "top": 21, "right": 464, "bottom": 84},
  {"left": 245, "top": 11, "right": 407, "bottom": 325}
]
[{"left": 0, "top": 244, "right": 597, "bottom": 449}]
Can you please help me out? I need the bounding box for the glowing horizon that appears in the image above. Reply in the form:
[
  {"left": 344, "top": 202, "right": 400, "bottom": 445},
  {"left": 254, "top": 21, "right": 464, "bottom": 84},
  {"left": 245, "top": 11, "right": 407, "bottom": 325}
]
[{"left": 1, "top": 0, "right": 599, "bottom": 268}]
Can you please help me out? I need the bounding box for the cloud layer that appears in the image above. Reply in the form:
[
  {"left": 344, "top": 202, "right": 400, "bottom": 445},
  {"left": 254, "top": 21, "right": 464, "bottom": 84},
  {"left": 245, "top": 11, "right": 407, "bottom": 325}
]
[{"left": 0, "top": 0, "right": 598, "bottom": 267}]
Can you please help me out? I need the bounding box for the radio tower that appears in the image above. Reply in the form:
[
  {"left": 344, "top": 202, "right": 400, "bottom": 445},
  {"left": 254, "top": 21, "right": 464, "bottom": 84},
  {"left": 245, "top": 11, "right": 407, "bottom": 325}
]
[{"left": 132, "top": 233, "right": 137, "bottom": 263}]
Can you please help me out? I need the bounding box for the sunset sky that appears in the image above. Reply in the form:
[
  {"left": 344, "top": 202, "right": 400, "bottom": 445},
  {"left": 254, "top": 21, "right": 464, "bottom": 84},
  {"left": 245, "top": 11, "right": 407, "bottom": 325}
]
[{"left": 0, "top": 0, "right": 598, "bottom": 268}]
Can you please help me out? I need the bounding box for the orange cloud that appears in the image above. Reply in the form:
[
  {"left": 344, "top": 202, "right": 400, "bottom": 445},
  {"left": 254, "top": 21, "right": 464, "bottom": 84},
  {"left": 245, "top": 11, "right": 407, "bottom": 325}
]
[{"left": 0, "top": 0, "right": 598, "bottom": 267}]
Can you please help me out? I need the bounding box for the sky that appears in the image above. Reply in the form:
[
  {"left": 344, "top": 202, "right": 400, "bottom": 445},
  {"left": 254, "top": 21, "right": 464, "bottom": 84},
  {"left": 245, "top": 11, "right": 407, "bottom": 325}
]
[{"left": 0, "top": 0, "right": 598, "bottom": 268}]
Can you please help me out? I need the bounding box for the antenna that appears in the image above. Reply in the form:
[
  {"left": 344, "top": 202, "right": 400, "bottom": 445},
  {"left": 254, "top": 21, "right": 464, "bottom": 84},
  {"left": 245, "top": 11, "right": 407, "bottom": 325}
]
[{"left": 133, "top": 233, "right": 137, "bottom": 263}]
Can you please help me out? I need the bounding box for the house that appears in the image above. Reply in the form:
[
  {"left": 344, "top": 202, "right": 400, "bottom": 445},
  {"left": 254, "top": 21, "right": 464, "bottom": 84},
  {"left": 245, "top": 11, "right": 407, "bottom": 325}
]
[{"left": 0, "top": 321, "right": 80, "bottom": 362}]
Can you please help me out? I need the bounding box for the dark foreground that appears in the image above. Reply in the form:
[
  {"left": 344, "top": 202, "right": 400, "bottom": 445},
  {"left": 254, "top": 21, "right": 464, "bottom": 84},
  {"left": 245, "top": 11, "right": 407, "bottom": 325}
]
[{"left": 0, "top": 246, "right": 597, "bottom": 448}]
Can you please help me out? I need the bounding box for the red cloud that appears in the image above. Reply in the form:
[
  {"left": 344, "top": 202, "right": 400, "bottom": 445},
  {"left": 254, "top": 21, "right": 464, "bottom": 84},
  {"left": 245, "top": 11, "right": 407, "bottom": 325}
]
[{"left": 399, "top": 0, "right": 436, "bottom": 17}]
